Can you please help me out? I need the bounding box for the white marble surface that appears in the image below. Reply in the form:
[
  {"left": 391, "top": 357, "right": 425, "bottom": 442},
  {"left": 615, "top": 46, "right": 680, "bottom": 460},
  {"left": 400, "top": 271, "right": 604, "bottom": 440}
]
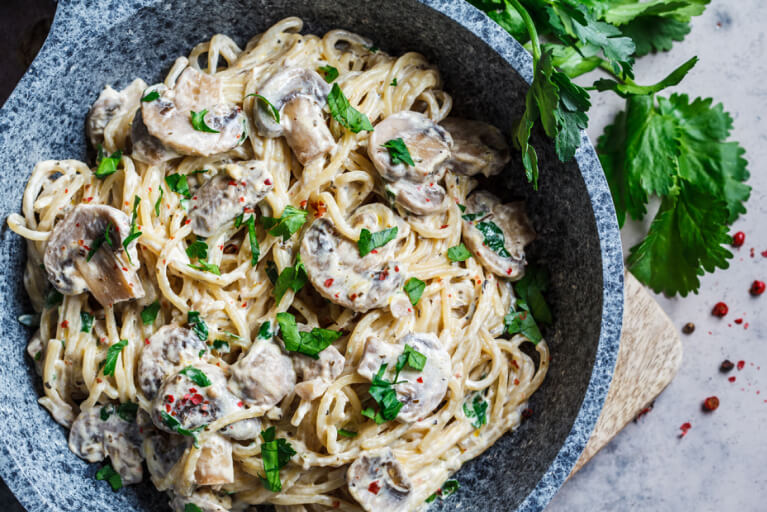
[{"left": 548, "top": 1, "right": 767, "bottom": 510}]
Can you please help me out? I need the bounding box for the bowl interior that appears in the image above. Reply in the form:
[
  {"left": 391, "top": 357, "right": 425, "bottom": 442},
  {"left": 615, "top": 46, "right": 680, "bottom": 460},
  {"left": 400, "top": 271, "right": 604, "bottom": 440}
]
[{"left": 0, "top": 1, "right": 621, "bottom": 511}]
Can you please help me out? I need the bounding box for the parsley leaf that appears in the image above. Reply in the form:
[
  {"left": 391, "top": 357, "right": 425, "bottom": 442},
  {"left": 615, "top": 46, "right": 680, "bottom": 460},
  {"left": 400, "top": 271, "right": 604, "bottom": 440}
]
[
  {"left": 80, "top": 311, "right": 94, "bottom": 333},
  {"left": 247, "top": 94, "right": 280, "bottom": 123},
  {"left": 363, "top": 363, "right": 404, "bottom": 424},
  {"left": 259, "top": 427, "right": 296, "bottom": 492},
  {"left": 594, "top": 56, "right": 698, "bottom": 97},
  {"left": 184, "top": 505, "right": 203, "bottom": 512},
  {"left": 327, "top": 83, "right": 374, "bottom": 133},
  {"left": 513, "top": 265, "right": 552, "bottom": 325},
  {"left": 395, "top": 344, "right": 427, "bottom": 378},
  {"left": 141, "top": 90, "right": 160, "bottom": 102},
  {"left": 95, "top": 464, "right": 122, "bottom": 491},
  {"left": 188, "top": 311, "right": 208, "bottom": 341},
  {"left": 318, "top": 65, "right": 339, "bottom": 83},
  {"left": 338, "top": 428, "right": 357, "bottom": 438},
  {"left": 116, "top": 402, "right": 138, "bottom": 422},
  {"left": 212, "top": 339, "right": 230, "bottom": 353},
  {"left": 186, "top": 240, "right": 208, "bottom": 260},
  {"left": 154, "top": 186, "right": 164, "bottom": 216},
  {"left": 404, "top": 277, "right": 425, "bottom": 306},
  {"left": 257, "top": 321, "right": 272, "bottom": 339},
  {"left": 276, "top": 312, "right": 342, "bottom": 359},
  {"left": 426, "top": 479, "right": 460, "bottom": 503},
  {"left": 95, "top": 145, "right": 122, "bottom": 179},
  {"left": 463, "top": 394, "right": 488, "bottom": 429},
  {"left": 160, "top": 411, "right": 206, "bottom": 445},
  {"left": 447, "top": 244, "right": 472, "bottom": 262},
  {"left": 122, "top": 196, "right": 142, "bottom": 264},
  {"left": 141, "top": 301, "right": 160, "bottom": 325},
  {"left": 240, "top": 214, "right": 259, "bottom": 266},
  {"left": 382, "top": 138, "right": 415, "bottom": 166},
  {"left": 188, "top": 260, "right": 221, "bottom": 275},
  {"left": 103, "top": 339, "right": 128, "bottom": 376},
  {"left": 390, "top": 77, "right": 398, "bottom": 87},
  {"left": 265, "top": 260, "right": 279, "bottom": 284},
  {"left": 475, "top": 221, "right": 511, "bottom": 258},
  {"left": 273, "top": 255, "right": 307, "bottom": 303},
  {"left": 190, "top": 109, "right": 220, "bottom": 133},
  {"left": 261, "top": 205, "right": 308, "bottom": 241},
  {"left": 357, "top": 227, "right": 398, "bottom": 257},
  {"left": 179, "top": 366, "right": 212, "bottom": 387}
]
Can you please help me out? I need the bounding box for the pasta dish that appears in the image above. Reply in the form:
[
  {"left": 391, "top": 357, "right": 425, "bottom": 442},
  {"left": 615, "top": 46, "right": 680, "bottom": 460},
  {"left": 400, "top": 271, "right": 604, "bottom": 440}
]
[{"left": 7, "top": 17, "right": 549, "bottom": 512}]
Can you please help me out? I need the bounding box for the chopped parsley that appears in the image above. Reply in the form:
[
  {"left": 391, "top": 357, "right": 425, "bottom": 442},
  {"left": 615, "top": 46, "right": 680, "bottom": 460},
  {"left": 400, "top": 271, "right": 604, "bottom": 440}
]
[
  {"left": 337, "top": 428, "right": 357, "bottom": 438},
  {"left": 80, "top": 311, "right": 94, "bottom": 333},
  {"left": 187, "top": 311, "right": 208, "bottom": 341},
  {"left": 447, "top": 244, "right": 472, "bottom": 262},
  {"left": 259, "top": 426, "right": 296, "bottom": 492},
  {"left": 188, "top": 260, "right": 221, "bottom": 275},
  {"left": 247, "top": 93, "right": 280, "bottom": 123},
  {"left": 154, "top": 186, "right": 164, "bottom": 216},
  {"left": 396, "top": 344, "right": 427, "bottom": 374},
  {"left": 117, "top": 402, "right": 138, "bottom": 422},
  {"left": 95, "top": 463, "right": 122, "bottom": 491},
  {"left": 403, "top": 277, "right": 425, "bottom": 306},
  {"left": 160, "top": 411, "right": 206, "bottom": 445},
  {"left": 261, "top": 205, "right": 308, "bottom": 241},
  {"left": 357, "top": 226, "right": 398, "bottom": 257},
  {"left": 366, "top": 44, "right": 379, "bottom": 53},
  {"left": 461, "top": 211, "right": 486, "bottom": 222},
  {"left": 141, "top": 90, "right": 160, "bottom": 102},
  {"left": 273, "top": 255, "right": 307, "bottom": 303},
  {"left": 186, "top": 240, "right": 208, "bottom": 260},
  {"left": 390, "top": 77, "right": 398, "bottom": 87},
  {"left": 184, "top": 505, "right": 203, "bottom": 512},
  {"left": 86, "top": 222, "right": 117, "bottom": 262},
  {"left": 475, "top": 221, "right": 510, "bottom": 258},
  {"left": 237, "top": 214, "right": 259, "bottom": 266},
  {"left": 276, "top": 312, "right": 342, "bottom": 359},
  {"left": 425, "top": 479, "right": 459, "bottom": 503},
  {"left": 212, "top": 339, "right": 230, "bottom": 353},
  {"left": 463, "top": 394, "right": 488, "bottom": 429},
  {"left": 265, "top": 260, "right": 279, "bottom": 284},
  {"left": 141, "top": 301, "right": 160, "bottom": 325},
  {"left": 327, "top": 83, "right": 374, "bottom": 133},
  {"left": 318, "top": 65, "right": 339, "bottom": 83},
  {"left": 190, "top": 109, "right": 220, "bottom": 133},
  {"left": 361, "top": 363, "right": 404, "bottom": 424},
  {"left": 382, "top": 138, "right": 414, "bottom": 166},
  {"left": 179, "top": 366, "right": 212, "bottom": 387},
  {"left": 103, "top": 339, "right": 128, "bottom": 376},
  {"left": 165, "top": 174, "right": 192, "bottom": 210},
  {"left": 94, "top": 145, "right": 122, "bottom": 179},
  {"left": 18, "top": 313, "right": 40, "bottom": 328},
  {"left": 123, "top": 196, "right": 142, "bottom": 264},
  {"left": 504, "top": 265, "right": 552, "bottom": 344},
  {"left": 257, "top": 321, "right": 272, "bottom": 339}
]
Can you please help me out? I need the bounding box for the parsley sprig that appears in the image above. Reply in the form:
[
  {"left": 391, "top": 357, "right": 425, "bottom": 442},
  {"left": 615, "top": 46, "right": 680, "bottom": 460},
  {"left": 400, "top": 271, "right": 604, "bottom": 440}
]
[
  {"left": 275, "top": 312, "right": 342, "bottom": 359},
  {"left": 357, "top": 227, "right": 398, "bottom": 257},
  {"left": 261, "top": 205, "right": 308, "bottom": 241},
  {"left": 95, "top": 145, "right": 122, "bottom": 179},
  {"left": 504, "top": 265, "right": 552, "bottom": 344},
  {"left": 327, "top": 83, "right": 374, "bottom": 133},
  {"left": 259, "top": 426, "right": 296, "bottom": 492}
]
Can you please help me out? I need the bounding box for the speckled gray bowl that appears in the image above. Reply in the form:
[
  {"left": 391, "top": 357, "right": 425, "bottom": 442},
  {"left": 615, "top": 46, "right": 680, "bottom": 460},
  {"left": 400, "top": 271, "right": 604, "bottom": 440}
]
[{"left": 0, "top": 1, "right": 624, "bottom": 511}]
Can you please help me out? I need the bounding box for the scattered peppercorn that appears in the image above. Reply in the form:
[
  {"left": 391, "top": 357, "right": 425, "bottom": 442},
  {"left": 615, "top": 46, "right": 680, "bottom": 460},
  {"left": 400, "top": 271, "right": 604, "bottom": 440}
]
[
  {"left": 750, "top": 280, "right": 765, "bottom": 296},
  {"left": 731, "top": 231, "right": 745, "bottom": 247},
  {"left": 702, "top": 396, "right": 720, "bottom": 412},
  {"left": 682, "top": 322, "right": 695, "bottom": 334},
  {"left": 711, "top": 302, "right": 728, "bottom": 317},
  {"left": 720, "top": 360, "right": 734, "bottom": 372}
]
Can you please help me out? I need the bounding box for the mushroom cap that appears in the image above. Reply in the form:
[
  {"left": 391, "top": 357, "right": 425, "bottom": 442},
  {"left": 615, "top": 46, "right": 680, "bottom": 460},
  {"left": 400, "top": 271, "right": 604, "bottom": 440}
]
[
  {"left": 141, "top": 67, "right": 246, "bottom": 157},
  {"left": 253, "top": 67, "right": 331, "bottom": 138},
  {"left": 189, "top": 160, "right": 274, "bottom": 237},
  {"left": 130, "top": 112, "right": 181, "bottom": 164},
  {"left": 461, "top": 191, "right": 536, "bottom": 280},
  {"left": 219, "top": 417, "right": 261, "bottom": 441},
  {"left": 368, "top": 111, "right": 453, "bottom": 215},
  {"left": 300, "top": 204, "right": 409, "bottom": 312},
  {"left": 86, "top": 78, "right": 146, "bottom": 148},
  {"left": 358, "top": 332, "right": 451, "bottom": 423},
  {"left": 69, "top": 405, "right": 144, "bottom": 485},
  {"left": 292, "top": 344, "right": 345, "bottom": 401},
  {"left": 441, "top": 117, "right": 510, "bottom": 177},
  {"left": 227, "top": 340, "right": 296, "bottom": 407},
  {"left": 138, "top": 325, "right": 208, "bottom": 400},
  {"left": 150, "top": 363, "right": 239, "bottom": 434},
  {"left": 143, "top": 431, "right": 189, "bottom": 479},
  {"left": 347, "top": 448, "right": 413, "bottom": 512},
  {"left": 43, "top": 204, "right": 145, "bottom": 307}
]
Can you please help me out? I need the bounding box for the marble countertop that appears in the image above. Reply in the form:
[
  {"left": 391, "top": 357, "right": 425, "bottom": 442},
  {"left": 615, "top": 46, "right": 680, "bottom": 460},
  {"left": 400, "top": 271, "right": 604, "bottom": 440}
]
[
  {"left": 549, "top": 0, "right": 767, "bottom": 510},
  {"left": 0, "top": 0, "right": 764, "bottom": 510}
]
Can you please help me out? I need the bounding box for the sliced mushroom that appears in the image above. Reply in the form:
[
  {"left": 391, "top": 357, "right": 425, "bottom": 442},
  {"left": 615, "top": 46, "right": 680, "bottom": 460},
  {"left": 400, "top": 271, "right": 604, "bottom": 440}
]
[
  {"left": 461, "top": 191, "right": 536, "bottom": 280},
  {"left": 138, "top": 326, "right": 208, "bottom": 400},
  {"left": 143, "top": 431, "right": 190, "bottom": 480},
  {"left": 140, "top": 67, "right": 246, "bottom": 157},
  {"left": 87, "top": 78, "right": 147, "bottom": 148},
  {"left": 228, "top": 341, "right": 296, "bottom": 407},
  {"left": 194, "top": 434, "right": 234, "bottom": 486},
  {"left": 368, "top": 111, "right": 453, "bottom": 215},
  {"left": 69, "top": 405, "right": 143, "bottom": 485},
  {"left": 169, "top": 489, "right": 231, "bottom": 512},
  {"left": 130, "top": 113, "right": 181, "bottom": 164},
  {"left": 440, "top": 118, "right": 510, "bottom": 177},
  {"left": 253, "top": 67, "right": 334, "bottom": 165},
  {"left": 300, "top": 204, "right": 409, "bottom": 312},
  {"left": 43, "top": 204, "right": 145, "bottom": 307},
  {"left": 189, "top": 160, "right": 274, "bottom": 237},
  {"left": 292, "top": 345, "right": 345, "bottom": 401},
  {"left": 151, "top": 363, "right": 239, "bottom": 435},
  {"left": 219, "top": 417, "right": 261, "bottom": 441},
  {"left": 358, "top": 333, "right": 451, "bottom": 423},
  {"left": 347, "top": 448, "right": 413, "bottom": 512}
]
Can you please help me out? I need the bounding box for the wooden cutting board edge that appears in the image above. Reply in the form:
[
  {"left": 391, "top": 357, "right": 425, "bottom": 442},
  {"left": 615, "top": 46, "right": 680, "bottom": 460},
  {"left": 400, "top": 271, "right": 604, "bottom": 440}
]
[{"left": 569, "top": 271, "right": 683, "bottom": 477}]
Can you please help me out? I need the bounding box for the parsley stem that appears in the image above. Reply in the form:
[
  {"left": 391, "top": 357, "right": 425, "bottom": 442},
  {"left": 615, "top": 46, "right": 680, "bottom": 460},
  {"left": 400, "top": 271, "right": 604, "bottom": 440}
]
[
  {"left": 508, "top": 0, "right": 540, "bottom": 62},
  {"left": 597, "top": 59, "right": 637, "bottom": 86}
]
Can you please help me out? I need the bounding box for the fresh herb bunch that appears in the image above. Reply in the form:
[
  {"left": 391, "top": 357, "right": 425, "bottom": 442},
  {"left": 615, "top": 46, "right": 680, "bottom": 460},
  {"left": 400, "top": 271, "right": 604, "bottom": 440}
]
[{"left": 469, "top": 0, "right": 750, "bottom": 296}]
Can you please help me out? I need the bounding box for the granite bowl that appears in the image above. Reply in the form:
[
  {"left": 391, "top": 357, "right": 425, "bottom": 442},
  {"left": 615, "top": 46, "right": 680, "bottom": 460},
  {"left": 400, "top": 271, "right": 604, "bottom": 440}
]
[{"left": 0, "top": 0, "right": 624, "bottom": 510}]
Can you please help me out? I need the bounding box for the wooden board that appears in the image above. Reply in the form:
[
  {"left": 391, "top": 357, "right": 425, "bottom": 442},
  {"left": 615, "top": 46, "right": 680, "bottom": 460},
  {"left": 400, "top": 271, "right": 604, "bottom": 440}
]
[{"left": 569, "top": 271, "right": 683, "bottom": 476}]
